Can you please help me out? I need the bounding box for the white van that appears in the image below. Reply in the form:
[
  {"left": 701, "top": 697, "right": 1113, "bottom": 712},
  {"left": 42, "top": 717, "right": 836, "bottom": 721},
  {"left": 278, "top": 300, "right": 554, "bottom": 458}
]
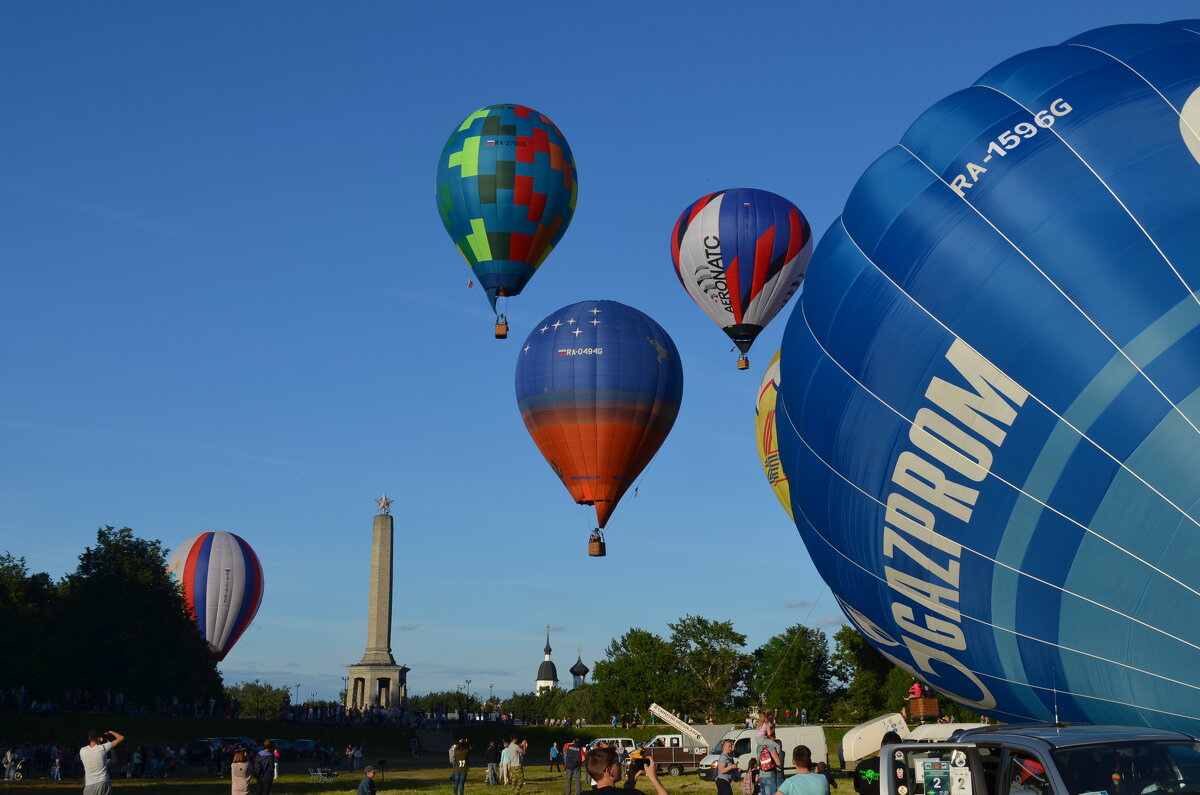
[{"left": 698, "top": 726, "right": 828, "bottom": 779}]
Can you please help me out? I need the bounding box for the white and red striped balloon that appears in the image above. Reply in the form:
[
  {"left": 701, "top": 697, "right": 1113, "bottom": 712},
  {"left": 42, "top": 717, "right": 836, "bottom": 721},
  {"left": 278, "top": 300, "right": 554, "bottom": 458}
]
[{"left": 166, "top": 531, "right": 264, "bottom": 661}]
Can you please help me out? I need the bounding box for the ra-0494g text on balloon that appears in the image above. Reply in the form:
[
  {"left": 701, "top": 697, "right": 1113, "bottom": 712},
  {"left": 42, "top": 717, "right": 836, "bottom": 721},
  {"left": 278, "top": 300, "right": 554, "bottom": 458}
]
[
  {"left": 556, "top": 347, "right": 603, "bottom": 356},
  {"left": 950, "top": 98, "right": 1073, "bottom": 198}
]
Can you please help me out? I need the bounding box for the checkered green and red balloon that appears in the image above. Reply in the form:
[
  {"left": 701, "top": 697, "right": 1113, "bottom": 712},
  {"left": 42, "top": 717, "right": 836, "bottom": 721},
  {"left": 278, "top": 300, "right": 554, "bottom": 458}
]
[{"left": 436, "top": 104, "right": 578, "bottom": 311}]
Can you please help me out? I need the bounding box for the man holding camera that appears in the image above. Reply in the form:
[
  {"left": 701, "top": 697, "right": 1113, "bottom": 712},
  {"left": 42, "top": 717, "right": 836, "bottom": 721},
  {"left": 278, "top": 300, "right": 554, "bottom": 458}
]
[
  {"left": 585, "top": 746, "right": 667, "bottom": 795},
  {"left": 80, "top": 729, "right": 124, "bottom": 795}
]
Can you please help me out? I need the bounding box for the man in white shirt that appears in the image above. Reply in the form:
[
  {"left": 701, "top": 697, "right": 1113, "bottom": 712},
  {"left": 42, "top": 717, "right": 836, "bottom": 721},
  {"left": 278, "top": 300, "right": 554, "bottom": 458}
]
[{"left": 80, "top": 729, "right": 125, "bottom": 795}]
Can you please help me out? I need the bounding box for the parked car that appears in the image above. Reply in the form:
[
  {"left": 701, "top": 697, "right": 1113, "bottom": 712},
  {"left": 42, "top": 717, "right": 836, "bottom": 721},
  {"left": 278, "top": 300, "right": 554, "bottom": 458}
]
[
  {"left": 267, "top": 739, "right": 296, "bottom": 760},
  {"left": 292, "top": 739, "right": 317, "bottom": 759},
  {"left": 185, "top": 739, "right": 218, "bottom": 766},
  {"left": 881, "top": 723, "right": 1200, "bottom": 795}
]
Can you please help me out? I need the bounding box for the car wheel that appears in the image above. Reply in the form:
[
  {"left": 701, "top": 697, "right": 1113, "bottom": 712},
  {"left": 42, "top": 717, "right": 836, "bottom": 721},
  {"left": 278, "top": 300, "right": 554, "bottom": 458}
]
[{"left": 669, "top": 765, "right": 682, "bottom": 776}]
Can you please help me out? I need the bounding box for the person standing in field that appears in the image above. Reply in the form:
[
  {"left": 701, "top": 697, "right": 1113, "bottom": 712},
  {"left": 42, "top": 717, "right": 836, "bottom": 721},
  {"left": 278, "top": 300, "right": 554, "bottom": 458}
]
[
  {"left": 755, "top": 723, "right": 784, "bottom": 795},
  {"left": 584, "top": 746, "right": 667, "bottom": 795},
  {"left": 230, "top": 749, "right": 251, "bottom": 795},
  {"left": 778, "top": 746, "right": 828, "bottom": 795},
  {"left": 453, "top": 741, "right": 471, "bottom": 795},
  {"left": 358, "top": 766, "right": 378, "bottom": 795},
  {"left": 563, "top": 738, "right": 584, "bottom": 795},
  {"left": 853, "top": 732, "right": 905, "bottom": 795},
  {"left": 714, "top": 738, "right": 739, "bottom": 795},
  {"left": 506, "top": 736, "right": 526, "bottom": 795},
  {"left": 80, "top": 729, "right": 125, "bottom": 795},
  {"left": 549, "top": 741, "right": 561, "bottom": 773},
  {"left": 252, "top": 741, "right": 277, "bottom": 795}
]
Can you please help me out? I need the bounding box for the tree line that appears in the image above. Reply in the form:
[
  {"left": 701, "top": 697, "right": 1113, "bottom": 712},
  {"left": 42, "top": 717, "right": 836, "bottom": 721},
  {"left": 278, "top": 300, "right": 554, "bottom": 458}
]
[
  {"left": 0, "top": 527, "right": 222, "bottom": 709},
  {"left": 410, "top": 616, "right": 983, "bottom": 726},
  {"left": 3, "top": 528, "right": 981, "bottom": 725}
]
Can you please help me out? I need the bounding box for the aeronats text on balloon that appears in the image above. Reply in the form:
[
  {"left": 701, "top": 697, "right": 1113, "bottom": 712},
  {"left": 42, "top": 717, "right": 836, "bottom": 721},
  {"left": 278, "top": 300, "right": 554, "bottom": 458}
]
[
  {"left": 698, "top": 235, "right": 734, "bottom": 313},
  {"left": 879, "top": 339, "right": 1029, "bottom": 709},
  {"left": 949, "top": 98, "right": 1073, "bottom": 198}
]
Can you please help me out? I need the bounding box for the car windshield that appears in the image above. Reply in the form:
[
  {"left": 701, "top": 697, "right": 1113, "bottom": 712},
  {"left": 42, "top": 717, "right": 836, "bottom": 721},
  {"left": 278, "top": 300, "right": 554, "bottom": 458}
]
[{"left": 1052, "top": 741, "right": 1200, "bottom": 795}]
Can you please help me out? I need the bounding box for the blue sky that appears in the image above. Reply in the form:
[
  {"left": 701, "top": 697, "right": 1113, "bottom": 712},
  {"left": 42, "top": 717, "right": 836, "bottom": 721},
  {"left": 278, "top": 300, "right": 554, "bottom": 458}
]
[{"left": 3, "top": 1, "right": 1196, "bottom": 703}]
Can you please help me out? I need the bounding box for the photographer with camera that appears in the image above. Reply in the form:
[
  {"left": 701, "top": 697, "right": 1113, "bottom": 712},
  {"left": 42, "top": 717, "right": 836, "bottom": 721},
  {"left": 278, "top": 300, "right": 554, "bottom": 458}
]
[
  {"left": 80, "top": 729, "right": 125, "bottom": 795},
  {"left": 585, "top": 745, "right": 666, "bottom": 795}
]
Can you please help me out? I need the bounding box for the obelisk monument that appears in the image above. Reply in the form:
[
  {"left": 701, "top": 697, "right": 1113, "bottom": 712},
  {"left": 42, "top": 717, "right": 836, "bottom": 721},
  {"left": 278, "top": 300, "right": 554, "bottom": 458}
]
[{"left": 345, "top": 494, "right": 409, "bottom": 711}]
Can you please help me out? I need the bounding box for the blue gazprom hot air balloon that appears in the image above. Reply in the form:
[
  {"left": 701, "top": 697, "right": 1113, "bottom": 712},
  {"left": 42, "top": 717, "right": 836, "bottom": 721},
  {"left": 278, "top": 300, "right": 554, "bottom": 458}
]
[{"left": 776, "top": 21, "right": 1200, "bottom": 732}]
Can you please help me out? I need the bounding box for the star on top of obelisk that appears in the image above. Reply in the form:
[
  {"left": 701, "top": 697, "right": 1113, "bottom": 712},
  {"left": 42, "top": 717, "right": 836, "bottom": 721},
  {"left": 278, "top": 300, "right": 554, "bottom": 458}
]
[{"left": 375, "top": 493, "right": 394, "bottom": 515}]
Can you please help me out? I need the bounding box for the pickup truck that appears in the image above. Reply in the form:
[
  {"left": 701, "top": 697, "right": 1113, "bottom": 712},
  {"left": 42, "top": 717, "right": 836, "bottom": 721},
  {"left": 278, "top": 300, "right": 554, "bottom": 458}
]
[{"left": 879, "top": 723, "right": 1200, "bottom": 795}]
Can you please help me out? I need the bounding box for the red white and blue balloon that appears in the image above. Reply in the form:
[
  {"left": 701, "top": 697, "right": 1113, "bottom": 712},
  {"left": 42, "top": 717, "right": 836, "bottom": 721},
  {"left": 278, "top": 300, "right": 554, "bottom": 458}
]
[{"left": 167, "top": 531, "right": 264, "bottom": 661}]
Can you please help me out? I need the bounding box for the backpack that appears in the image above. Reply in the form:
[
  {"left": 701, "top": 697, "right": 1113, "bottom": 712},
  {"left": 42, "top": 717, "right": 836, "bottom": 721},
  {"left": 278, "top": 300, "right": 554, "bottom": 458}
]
[
  {"left": 758, "top": 745, "right": 776, "bottom": 772},
  {"left": 742, "top": 772, "right": 757, "bottom": 795}
]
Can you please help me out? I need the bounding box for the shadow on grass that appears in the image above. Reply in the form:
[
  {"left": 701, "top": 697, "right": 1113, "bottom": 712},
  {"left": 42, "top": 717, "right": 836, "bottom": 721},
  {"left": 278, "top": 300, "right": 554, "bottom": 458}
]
[{"left": 0, "top": 766, "right": 720, "bottom": 795}]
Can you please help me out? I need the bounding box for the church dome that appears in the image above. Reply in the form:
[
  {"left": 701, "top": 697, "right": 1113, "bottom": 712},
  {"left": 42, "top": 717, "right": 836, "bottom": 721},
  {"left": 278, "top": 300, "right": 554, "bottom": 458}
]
[
  {"left": 537, "top": 659, "right": 559, "bottom": 682},
  {"left": 570, "top": 655, "right": 589, "bottom": 677}
]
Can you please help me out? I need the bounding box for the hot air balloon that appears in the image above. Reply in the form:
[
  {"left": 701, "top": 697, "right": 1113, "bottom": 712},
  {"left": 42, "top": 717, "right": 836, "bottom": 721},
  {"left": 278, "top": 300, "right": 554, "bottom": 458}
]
[
  {"left": 436, "top": 104, "right": 578, "bottom": 339},
  {"left": 776, "top": 20, "right": 1200, "bottom": 733},
  {"left": 755, "top": 350, "right": 793, "bottom": 520},
  {"left": 166, "top": 531, "right": 264, "bottom": 661},
  {"left": 671, "top": 188, "right": 812, "bottom": 369},
  {"left": 515, "top": 300, "right": 684, "bottom": 555}
]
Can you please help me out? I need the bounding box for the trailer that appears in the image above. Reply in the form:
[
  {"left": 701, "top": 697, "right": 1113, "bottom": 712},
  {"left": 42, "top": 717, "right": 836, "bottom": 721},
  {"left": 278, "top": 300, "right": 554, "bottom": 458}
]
[{"left": 644, "top": 704, "right": 732, "bottom": 775}]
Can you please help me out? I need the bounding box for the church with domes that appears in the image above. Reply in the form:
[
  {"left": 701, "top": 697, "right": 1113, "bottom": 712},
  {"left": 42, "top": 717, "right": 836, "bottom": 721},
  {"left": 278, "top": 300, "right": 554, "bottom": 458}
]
[{"left": 535, "top": 627, "right": 590, "bottom": 692}]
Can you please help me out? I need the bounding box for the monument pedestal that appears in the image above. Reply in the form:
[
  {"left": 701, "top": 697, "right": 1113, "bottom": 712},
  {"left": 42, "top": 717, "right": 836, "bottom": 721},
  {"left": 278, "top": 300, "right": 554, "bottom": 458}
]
[{"left": 347, "top": 662, "right": 409, "bottom": 710}]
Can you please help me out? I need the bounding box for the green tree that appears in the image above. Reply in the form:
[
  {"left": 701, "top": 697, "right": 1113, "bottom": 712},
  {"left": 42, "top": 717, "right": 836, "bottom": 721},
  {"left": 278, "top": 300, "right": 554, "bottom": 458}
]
[
  {"left": 750, "top": 624, "right": 833, "bottom": 720},
  {"left": 225, "top": 680, "right": 290, "bottom": 719},
  {"left": 0, "top": 554, "right": 57, "bottom": 695},
  {"left": 501, "top": 691, "right": 540, "bottom": 723},
  {"left": 58, "top": 526, "right": 222, "bottom": 702},
  {"left": 668, "top": 615, "right": 751, "bottom": 720},
  {"left": 828, "top": 625, "right": 896, "bottom": 722},
  {"left": 591, "top": 628, "right": 681, "bottom": 720},
  {"left": 561, "top": 683, "right": 597, "bottom": 725}
]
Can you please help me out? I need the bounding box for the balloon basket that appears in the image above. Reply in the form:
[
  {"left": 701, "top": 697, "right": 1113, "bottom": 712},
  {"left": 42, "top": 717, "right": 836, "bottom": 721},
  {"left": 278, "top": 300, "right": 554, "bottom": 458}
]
[
  {"left": 737, "top": 355, "right": 749, "bottom": 371},
  {"left": 910, "top": 697, "right": 939, "bottom": 721},
  {"left": 588, "top": 539, "right": 606, "bottom": 557},
  {"left": 495, "top": 319, "right": 508, "bottom": 339}
]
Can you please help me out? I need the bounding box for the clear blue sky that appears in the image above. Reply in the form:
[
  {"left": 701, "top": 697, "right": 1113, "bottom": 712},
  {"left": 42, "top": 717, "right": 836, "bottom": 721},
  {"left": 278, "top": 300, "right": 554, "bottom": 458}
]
[{"left": 3, "top": 1, "right": 1195, "bottom": 704}]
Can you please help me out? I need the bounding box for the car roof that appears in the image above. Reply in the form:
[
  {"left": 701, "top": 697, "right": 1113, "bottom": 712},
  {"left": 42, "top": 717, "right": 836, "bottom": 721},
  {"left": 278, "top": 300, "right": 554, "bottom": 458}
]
[{"left": 947, "top": 723, "right": 1199, "bottom": 750}]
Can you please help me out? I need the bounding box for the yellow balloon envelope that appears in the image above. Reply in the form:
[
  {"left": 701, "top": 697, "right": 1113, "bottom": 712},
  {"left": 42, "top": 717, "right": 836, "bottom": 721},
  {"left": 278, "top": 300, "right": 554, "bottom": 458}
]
[{"left": 755, "top": 350, "right": 792, "bottom": 520}]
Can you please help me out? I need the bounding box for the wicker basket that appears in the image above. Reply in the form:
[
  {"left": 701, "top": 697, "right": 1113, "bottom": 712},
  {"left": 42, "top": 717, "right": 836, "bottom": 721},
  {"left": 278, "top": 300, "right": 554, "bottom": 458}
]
[
  {"left": 910, "top": 697, "right": 939, "bottom": 719},
  {"left": 588, "top": 539, "right": 606, "bottom": 557}
]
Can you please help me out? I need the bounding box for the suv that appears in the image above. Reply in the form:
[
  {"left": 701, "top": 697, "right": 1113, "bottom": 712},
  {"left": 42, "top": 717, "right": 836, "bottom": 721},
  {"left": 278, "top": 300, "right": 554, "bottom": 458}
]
[{"left": 880, "top": 723, "right": 1200, "bottom": 795}]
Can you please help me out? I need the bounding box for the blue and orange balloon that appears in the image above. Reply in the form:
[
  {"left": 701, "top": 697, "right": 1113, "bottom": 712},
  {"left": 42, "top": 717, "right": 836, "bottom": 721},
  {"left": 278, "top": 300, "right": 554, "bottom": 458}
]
[
  {"left": 776, "top": 21, "right": 1200, "bottom": 733},
  {"left": 436, "top": 104, "right": 578, "bottom": 336},
  {"left": 515, "top": 300, "right": 683, "bottom": 541},
  {"left": 167, "top": 531, "right": 264, "bottom": 661},
  {"left": 672, "top": 188, "right": 812, "bottom": 369}
]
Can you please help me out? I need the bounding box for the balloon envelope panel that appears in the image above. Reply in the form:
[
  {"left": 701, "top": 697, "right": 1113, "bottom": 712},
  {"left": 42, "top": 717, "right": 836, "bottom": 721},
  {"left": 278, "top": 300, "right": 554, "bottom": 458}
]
[
  {"left": 777, "top": 20, "right": 1200, "bottom": 732},
  {"left": 436, "top": 104, "right": 578, "bottom": 308},
  {"left": 755, "top": 350, "right": 793, "bottom": 520},
  {"left": 671, "top": 188, "right": 812, "bottom": 351},
  {"left": 167, "top": 531, "right": 264, "bottom": 661},
  {"left": 515, "top": 300, "right": 684, "bottom": 528}
]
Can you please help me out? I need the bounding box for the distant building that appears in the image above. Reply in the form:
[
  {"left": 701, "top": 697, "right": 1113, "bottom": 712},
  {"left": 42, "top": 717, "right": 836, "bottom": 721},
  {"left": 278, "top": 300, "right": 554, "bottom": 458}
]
[
  {"left": 536, "top": 626, "right": 559, "bottom": 692},
  {"left": 570, "top": 649, "right": 589, "bottom": 690}
]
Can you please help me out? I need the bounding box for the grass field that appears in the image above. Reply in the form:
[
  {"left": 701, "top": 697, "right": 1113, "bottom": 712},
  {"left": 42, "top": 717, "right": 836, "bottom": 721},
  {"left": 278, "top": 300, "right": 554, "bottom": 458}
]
[{"left": 0, "top": 712, "right": 859, "bottom": 795}]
